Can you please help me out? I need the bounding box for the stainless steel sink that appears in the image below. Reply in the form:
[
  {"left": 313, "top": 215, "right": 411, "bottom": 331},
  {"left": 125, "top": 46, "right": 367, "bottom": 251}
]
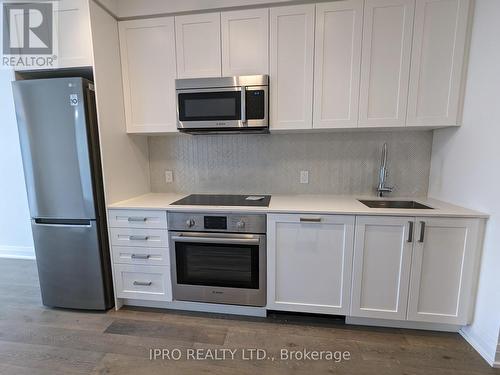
[{"left": 359, "top": 200, "right": 433, "bottom": 209}]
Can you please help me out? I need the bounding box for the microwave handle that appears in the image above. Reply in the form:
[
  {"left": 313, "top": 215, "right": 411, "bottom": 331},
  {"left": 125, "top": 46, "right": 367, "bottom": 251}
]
[{"left": 241, "top": 86, "right": 247, "bottom": 124}]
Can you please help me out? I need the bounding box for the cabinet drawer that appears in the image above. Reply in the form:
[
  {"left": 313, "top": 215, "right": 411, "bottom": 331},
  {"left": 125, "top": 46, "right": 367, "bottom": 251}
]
[
  {"left": 108, "top": 209, "right": 167, "bottom": 229},
  {"left": 110, "top": 228, "right": 168, "bottom": 248},
  {"left": 114, "top": 264, "right": 172, "bottom": 301},
  {"left": 112, "top": 246, "right": 169, "bottom": 266}
]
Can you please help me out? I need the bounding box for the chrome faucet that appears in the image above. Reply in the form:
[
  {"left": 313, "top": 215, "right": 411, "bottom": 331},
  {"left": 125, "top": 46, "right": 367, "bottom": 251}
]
[{"left": 377, "top": 143, "right": 394, "bottom": 197}]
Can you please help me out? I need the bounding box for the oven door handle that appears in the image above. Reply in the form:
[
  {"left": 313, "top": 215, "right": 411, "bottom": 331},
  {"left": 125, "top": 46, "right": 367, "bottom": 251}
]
[{"left": 171, "top": 235, "right": 260, "bottom": 245}]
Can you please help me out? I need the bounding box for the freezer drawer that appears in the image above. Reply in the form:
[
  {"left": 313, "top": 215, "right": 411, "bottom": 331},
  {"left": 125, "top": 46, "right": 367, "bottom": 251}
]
[{"left": 32, "top": 220, "right": 110, "bottom": 310}]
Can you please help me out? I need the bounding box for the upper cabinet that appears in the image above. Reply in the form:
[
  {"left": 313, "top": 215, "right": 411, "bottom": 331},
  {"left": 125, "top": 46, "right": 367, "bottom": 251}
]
[
  {"left": 175, "top": 13, "right": 222, "bottom": 78},
  {"left": 118, "top": 17, "right": 177, "bottom": 133},
  {"left": 313, "top": 0, "right": 363, "bottom": 129},
  {"left": 12, "top": 0, "right": 92, "bottom": 70},
  {"left": 270, "top": 4, "right": 315, "bottom": 130},
  {"left": 358, "top": 0, "right": 414, "bottom": 127},
  {"left": 221, "top": 9, "right": 269, "bottom": 76},
  {"left": 56, "top": 0, "right": 93, "bottom": 68},
  {"left": 407, "top": 0, "right": 471, "bottom": 127},
  {"left": 114, "top": 0, "right": 473, "bottom": 134}
]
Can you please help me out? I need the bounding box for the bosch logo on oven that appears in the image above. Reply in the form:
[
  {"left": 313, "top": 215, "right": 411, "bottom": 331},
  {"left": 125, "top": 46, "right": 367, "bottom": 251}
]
[{"left": 216, "top": 122, "right": 226, "bottom": 126}]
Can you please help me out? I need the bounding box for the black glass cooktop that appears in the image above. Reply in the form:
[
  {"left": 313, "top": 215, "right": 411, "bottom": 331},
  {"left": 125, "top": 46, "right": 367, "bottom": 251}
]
[{"left": 171, "top": 194, "right": 271, "bottom": 207}]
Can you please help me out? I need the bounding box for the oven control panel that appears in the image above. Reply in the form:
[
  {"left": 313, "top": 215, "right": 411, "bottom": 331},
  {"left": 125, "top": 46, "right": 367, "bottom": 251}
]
[{"left": 168, "top": 212, "right": 266, "bottom": 234}]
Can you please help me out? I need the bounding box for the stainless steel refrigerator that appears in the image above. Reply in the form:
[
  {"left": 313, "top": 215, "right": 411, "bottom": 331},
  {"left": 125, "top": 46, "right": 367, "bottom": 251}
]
[{"left": 12, "top": 77, "right": 114, "bottom": 310}]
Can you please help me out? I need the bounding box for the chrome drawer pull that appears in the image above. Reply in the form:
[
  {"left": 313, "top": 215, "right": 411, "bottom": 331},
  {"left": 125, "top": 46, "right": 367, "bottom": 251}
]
[
  {"left": 128, "top": 217, "right": 147, "bottom": 222},
  {"left": 300, "top": 217, "right": 322, "bottom": 223},
  {"left": 131, "top": 254, "right": 150, "bottom": 260},
  {"left": 129, "top": 235, "right": 149, "bottom": 241},
  {"left": 133, "top": 281, "right": 152, "bottom": 286}
]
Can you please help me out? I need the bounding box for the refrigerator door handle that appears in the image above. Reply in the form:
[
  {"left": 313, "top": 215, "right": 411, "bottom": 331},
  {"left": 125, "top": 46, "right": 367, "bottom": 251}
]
[{"left": 32, "top": 219, "right": 92, "bottom": 228}]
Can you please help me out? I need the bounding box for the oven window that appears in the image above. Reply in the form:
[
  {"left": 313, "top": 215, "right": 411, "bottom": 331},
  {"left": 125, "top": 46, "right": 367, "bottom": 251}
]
[
  {"left": 178, "top": 91, "right": 241, "bottom": 121},
  {"left": 175, "top": 242, "right": 259, "bottom": 289}
]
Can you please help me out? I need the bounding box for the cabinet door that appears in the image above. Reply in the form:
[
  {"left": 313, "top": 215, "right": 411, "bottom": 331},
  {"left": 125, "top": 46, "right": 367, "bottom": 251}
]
[
  {"left": 407, "top": 218, "right": 480, "bottom": 324},
  {"left": 11, "top": 0, "right": 92, "bottom": 70},
  {"left": 175, "top": 13, "right": 221, "bottom": 78},
  {"left": 267, "top": 214, "right": 355, "bottom": 315},
  {"left": 56, "top": 0, "right": 93, "bottom": 68},
  {"left": 313, "top": 0, "right": 363, "bottom": 129},
  {"left": 221, "top": 9, "right": 269, "bottom": 76},
  {"left": 119, "top": 18, "right": 177, "bottom": 133},
  {"left": 358, "top": 0, "right": 414, "bottom": 127},
  {"left": 407, "top": 0, "right": 471, "bottom": 127},
  {"left": 270, "top": 4, "right": 314, "bottom": 130},
  {"left": 351, "top": 216, "right": 414, "bottom": 320}
]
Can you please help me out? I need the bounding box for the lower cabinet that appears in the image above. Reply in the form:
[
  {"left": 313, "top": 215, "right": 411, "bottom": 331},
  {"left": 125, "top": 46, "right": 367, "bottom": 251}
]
[
  {"left": 267, "top": 214, "right": 355, "bottom": 315},
  {"left": 114, "top": 264, "right": 172, "bottom": 301},
  {"left": 351, "top": 216, "right": 482, "bottom": 325},
  {"left": 350, "top": 216, "right": 413, "bottom": 320},
  {"left": 407, "top": 218, "right": 481, "bottom": 325},
  {"left": 108, "top": 209, "right": 172, "bottom": 303}
]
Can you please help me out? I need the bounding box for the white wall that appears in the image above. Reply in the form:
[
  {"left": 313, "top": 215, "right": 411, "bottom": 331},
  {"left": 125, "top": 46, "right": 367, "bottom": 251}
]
[
  {"left": 0, "top": 70, "right": 34, "bottom": 258},
  {"left": 89, "top": 1, "right": 151, "bottom": 204},
  {"left": 115, "top": 0, "right": 296, "bottom": 18},
  {"left": 428, "top": 0, "right": 500, "bottom": 367}
]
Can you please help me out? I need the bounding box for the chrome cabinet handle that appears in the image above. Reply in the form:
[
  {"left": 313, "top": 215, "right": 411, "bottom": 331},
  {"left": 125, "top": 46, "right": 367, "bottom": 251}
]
[
  {"left": 128, "top": 217, "right": 147, "bottom": 222},
  {"left": 133, "top": 281, "right": 152, "bottom": 286},
  {"left": 131, "top": 254, "right": 150, "bottom": 259},
  {"left": 419, "top": 221, "right": 426, "bottom": 243},
  {"left": 300, "top": 217, "right": 322, "bottom": 223},
  {"left": 408, "top": 221, "right": 414, "bottom": 243},
  {"left": 129, "top": 235, "right": 149, "bottom": 241},
  {"left": 241, "top": 86, "right": 247, "bottom": 123}
]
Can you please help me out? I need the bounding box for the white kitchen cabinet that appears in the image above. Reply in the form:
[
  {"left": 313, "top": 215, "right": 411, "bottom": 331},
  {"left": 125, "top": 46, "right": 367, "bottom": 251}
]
[
  {"left": 109, "top": 227, "right": 169, "bottom": 248},
  {"left": 270, "top": 4, "right": 315, "bottom": 130},
  {"left": 313, "top": 0, "right": 363, "bottom": 129},
  {"left": 406, "top": 0, "right": 472, "bottom": 127},
  {"left": 175, "top": 13, "right": 222, "bottom": 78},
  {"left": 115, "top": 264, "right": 172, "bottom": 301},
  {"left": 55, "top": 0, "right": 93, "bottom": 68},
  {"left": 221, "top": 9, "right": 269, "bottom": 76},
  {"left": 407, "top": 218, "right": 481, "bottom": 325},
  {"left": 11, "top": 0, "right": 92, "bottom": 70},
  {"left": 358, "top": 0, "right": 414, "bottom": 127},
  {"left": 351, "top": 216, "right": 414, "bottom": 320},
  {"left": 108, "top": 209, "right": 167, "bottom": 229},
  {"left": 267, "top": 214, "right": 355, "bottom": 315},
  {"left": 118, "top": 18, "right": 177, "bottom": 133}
]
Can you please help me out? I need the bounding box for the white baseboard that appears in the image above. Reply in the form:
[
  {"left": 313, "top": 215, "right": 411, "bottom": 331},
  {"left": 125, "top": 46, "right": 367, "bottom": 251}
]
[
  {"left": 346, "top": 316, "right": 461, "bottom": 332},
  {"left": 0, "top": 245, "right": 35, "bottom": 260},
  {"left": 460, "top": 326, "right": 498, "bottom": 367}
]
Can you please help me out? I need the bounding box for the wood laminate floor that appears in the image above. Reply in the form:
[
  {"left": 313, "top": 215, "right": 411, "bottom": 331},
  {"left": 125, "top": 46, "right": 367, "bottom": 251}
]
[{"left": 0, "top": 258, "right": 498, "bottom": 375}]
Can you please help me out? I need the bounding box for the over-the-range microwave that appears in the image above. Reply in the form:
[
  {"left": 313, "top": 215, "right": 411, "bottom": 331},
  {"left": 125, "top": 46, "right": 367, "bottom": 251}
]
[{"left": 175, "top": 75, "right": 269, "bottom": 134}]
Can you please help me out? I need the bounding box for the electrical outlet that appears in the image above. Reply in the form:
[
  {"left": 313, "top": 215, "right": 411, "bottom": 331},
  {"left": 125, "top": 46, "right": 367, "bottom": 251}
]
[
  {"left": 165, "top": 170, "right": 174, "bottom": 184},
  {"left": 300, "top": 170, "right": 309, "bottom": 184}
]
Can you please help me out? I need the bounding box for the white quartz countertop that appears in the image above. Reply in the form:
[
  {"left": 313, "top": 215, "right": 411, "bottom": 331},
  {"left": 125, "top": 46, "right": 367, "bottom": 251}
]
[{"left": 108, "top": 193, "right": 488, "bottom": 218}]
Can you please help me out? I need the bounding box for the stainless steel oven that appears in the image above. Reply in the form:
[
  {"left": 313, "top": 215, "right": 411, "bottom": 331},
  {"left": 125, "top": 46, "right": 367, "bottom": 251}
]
[
  {"left": 175, "top": 75, "right": 268, "bottom": 133},
  {"left": 168, "top": 212, "right": 266, "bottom": 307}
]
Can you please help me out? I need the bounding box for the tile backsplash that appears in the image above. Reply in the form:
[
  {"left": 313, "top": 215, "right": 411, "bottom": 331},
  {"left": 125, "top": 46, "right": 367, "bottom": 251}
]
[{"left": 149, "top": 131, "right": 432, "bottom": 197}]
